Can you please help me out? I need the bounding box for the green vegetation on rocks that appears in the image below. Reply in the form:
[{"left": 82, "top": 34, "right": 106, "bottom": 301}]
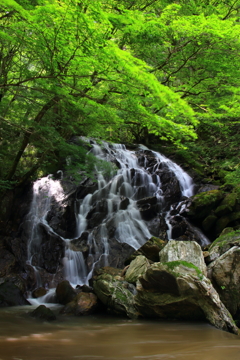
[{"left": 163, "top": 261, "right": 204, "bottom": 280}]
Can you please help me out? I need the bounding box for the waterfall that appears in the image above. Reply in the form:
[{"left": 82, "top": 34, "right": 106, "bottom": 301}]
[{"left": 26, "top": 139, "right": 204, "bottom": 295}]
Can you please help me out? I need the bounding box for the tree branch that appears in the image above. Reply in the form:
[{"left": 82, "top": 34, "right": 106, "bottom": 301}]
[{"left": 222, "top": 0, "right": 239, "bottom": 20}]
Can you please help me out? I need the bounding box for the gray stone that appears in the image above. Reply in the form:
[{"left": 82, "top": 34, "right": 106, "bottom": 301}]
[
  {"left": 159, "top": 240, "right": 207, "bottom": 276},
  {"left": 93, "top": 273, "right": 138, "bottom": 319},
  {"left": 125, "top": 255, "right": 150, "bottom": 284},
  {"left": 208, "top": 246, "right": 240, "bottom": 316},
  {"left": 135, "top": 262, "right": 238, "bottom": 334}
]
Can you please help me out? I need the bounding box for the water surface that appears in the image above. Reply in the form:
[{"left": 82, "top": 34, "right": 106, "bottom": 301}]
[{"left": 0, "top": 306, "right": 239, "bottom": 360}]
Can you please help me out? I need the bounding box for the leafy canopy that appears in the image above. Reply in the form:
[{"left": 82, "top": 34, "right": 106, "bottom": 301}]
[{"left": 0, "top": 0, "right": 239, "bottom": 187}]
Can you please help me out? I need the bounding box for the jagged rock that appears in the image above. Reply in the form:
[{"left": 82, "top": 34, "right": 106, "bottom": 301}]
[
  {"left": 36, "top": 225, "right": 65, "bottom": 274},
  {"left": 70, "top": 232, "right": 89, "bottom": 255},
  {"left": 159, "top": 240, "right": 207, "bottom": 276},
  {"left": 137, "top": 237, "right": 167, "bottom": 262},
  {"left": 145, "top": 216, "right": 168, "bottom": 240},
  {"left": 90, "top": 223, "right": 136, "bottom": 269},
  {"left": 208, "top": 244, "right": 240, "bottom": 316},
  {"left": 169, "top": 215, "right": 188, "bottom": 239},
  {"left": 93, "top": 273, "right": 138, "bottom": 318},
  {"left": 30, "top": 305, "right": 56, "bottom": 321},
  {"left": 135, "top": 262, "right": 238, "bottom": 334},
  {"left": 119, "top": 197, "right": 130, "bottom": 210},
  {"left": 56, "top": 280, "right": 77, "bottom": 305},
  {"left": 136, "top": 196, "right": 158, "bottom": 220},
  {"left": 61, "top": 292, "right": 98, "bottom": 316},
  {"left": 125, "top": 255, "right": 150, "bottom": 284},
  {"left": 137, "top": 196, "right": 158, "bottom": 207},
  {"left": 207, "top": 229, "right": 240, "bottom": 263},
  {"left": 46, "top": 197, "right": 77, "bottom": 238},
  {"left": 160, "top": 174, "right": 182, "bottom": 205},
  {"left": 0, "top": 281, "right": 30, "bottom": 307}
]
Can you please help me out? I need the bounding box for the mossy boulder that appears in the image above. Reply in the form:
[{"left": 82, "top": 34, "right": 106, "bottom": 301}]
[
  {"left": 124, "top": 237, "right": 167, "bottom": 264},
  {"left": 135, "top": 262, "right": 238, "bottom": 334},
  {"left": 215, "top": 204, "right": 233, "bottom": 217},
  {"left": 221, "top": 192, "right": 238, "bottom": 208},
  {"left": 139, "top": 237, "right": 167, "bottom": 262},
  {"left": 125, "top": 255, "right": 150, "bottom": 284},
  {"left": 159, "top": 240, "right": 207, "bottom": 276},
  {"left": 187, "top": 190, "right": 224, "bottom": 221},
  {"left": 93, "top": 273, "right": 138, "bottom": 318},
  {"left": 208, "top": 229, "right": 240, "bottom": 262}
]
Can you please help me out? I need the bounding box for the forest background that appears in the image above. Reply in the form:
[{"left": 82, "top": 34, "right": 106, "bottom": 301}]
[{"left": 0, "top": 0, "right": 240, "bottom": 193}]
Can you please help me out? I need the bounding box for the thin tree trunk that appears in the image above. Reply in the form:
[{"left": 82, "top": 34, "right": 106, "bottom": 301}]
[{"left": 6, "top": 95, "right": 60, "bottom": 181}]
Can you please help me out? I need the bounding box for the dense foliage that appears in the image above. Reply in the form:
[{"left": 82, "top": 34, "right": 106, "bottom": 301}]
[{"left": 0, "top": 0, "right": 240, "bottom": 188}]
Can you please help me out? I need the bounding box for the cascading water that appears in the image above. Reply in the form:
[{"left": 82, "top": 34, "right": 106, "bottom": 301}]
[
  {"left": 26, "top": 139, "right": 207, "bottom": 297},
  {"left": 26, "top": 176, "right": 66, "bottom": 288}
]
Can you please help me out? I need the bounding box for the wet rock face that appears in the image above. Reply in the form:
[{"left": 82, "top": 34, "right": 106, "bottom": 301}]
[
  {"left": 34, "top": 224, "right": 65, "bottom": 274},
  {"left": 0, "top": 281, "right": 30, "bottom": 307},
  {"left": 207, "top": 230, "right": 240, "bottom": 317},
  {"left": 181, "top": 189, "right": 240, "bottom": 239}
]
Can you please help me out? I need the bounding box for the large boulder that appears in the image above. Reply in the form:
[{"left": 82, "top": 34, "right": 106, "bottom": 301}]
[
  {"left": 135, "top": 262, "right": 238, "bottom": 334},
  {"left": 186, "top": 190, "right": 224, "bottom": 222},
  {"left": 125, "top": 255, "right": 150, "bottom": 284},
  {"left": 61, "top": 292, "right": 98, "bottom": 316},
  {"left": 159, "top": 240, "right": 207, "bottom": 276},
  {"left": 138, "top": 237, "right": 167, "bottom": 262},
  {"left": 208, "top": 237, "right": 240, "bottom": 317},
  {"left": 93, "top": 272, "right": 138, "bottom": 319},
  {"left": 56, "top": 280, "right": 77, "bottom": 305}
]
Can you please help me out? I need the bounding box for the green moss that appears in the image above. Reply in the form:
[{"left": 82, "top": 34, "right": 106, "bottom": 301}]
[
  {"left": 188, "top": 190, "right": 224, "bottom": 220},
  {"left": 193, "top": 190, "right": 223, "bottom": 206},
  {"left": 209, "top": 229, "right": 240, "bottom": 250},
  {"left": 221, "top": 192, "right": 237, "bottom": 208},
  {"left": 215, "top": 204, "right": 232, "bottom": 217},
  {"left": 163, "top": 260, "right": 203, "bottom": 280}
]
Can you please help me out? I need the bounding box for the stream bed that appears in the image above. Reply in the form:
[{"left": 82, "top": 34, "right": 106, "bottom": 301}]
[{"left": 0, "top": 306, "right": 239, "bottom": 360}]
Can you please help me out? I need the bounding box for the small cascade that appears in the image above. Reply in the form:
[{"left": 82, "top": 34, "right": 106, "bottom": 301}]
[
  {"left": 26, "top": 176, "right": 66, "bottom": 289},
  {"left": 25, "top": 139, "right": 209, "bottom": 297}
]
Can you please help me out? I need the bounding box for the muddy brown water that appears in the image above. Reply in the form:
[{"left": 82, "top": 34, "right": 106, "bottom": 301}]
[{"left": 0, "top": 306, "right": 239, "bottom": 360}]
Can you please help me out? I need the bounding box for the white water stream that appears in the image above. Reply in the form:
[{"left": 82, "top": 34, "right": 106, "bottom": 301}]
[{"left": 27, "top": 140, "right": 206, "bottom": 296}]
